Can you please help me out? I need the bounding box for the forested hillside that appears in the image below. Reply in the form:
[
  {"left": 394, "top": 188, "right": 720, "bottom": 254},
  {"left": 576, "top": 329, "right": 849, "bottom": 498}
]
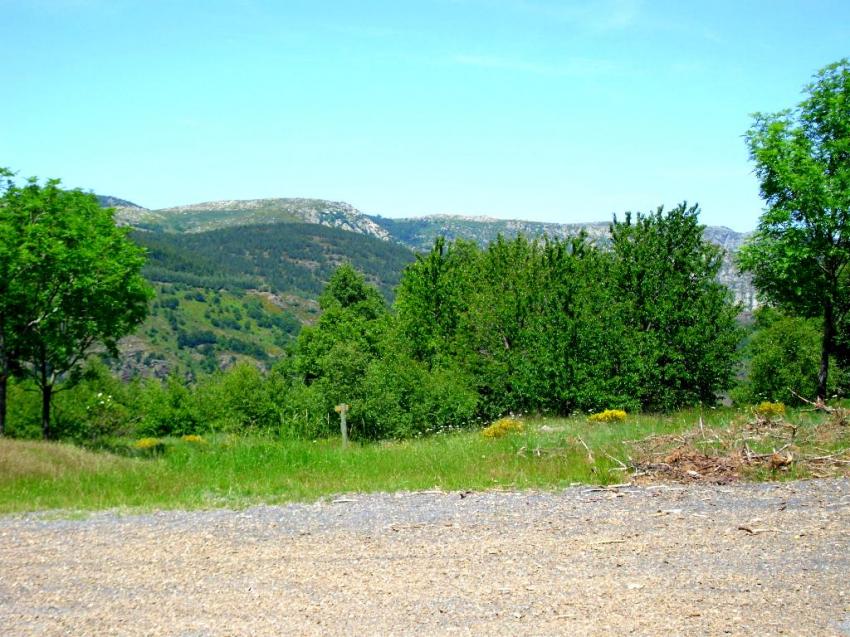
[
  {"left": 133, "top": 222, "right": 413, "bottom": 299},
  {"left": 120, "top": 223, "right": 414, "bottom": 377}
]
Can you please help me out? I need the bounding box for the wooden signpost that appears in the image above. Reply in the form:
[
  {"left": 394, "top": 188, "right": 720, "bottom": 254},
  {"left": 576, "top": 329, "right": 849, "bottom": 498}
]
[{"left": 335, "top": 403, "right": 349, "bottom": 447}]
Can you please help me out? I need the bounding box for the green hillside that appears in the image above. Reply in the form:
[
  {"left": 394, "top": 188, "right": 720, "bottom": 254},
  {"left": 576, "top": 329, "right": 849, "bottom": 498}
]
[
  {"left": 114, "top": 197, "right": 753, "bottom": 310},
  {"left": 133, "top": 222, "right": 412, "bottom": 299},
  {"left": 119, "top": 222, "right": 415, "bottom": 377},
  {"left": 119, "top": 284, "right": 300, "bottom": 379}
]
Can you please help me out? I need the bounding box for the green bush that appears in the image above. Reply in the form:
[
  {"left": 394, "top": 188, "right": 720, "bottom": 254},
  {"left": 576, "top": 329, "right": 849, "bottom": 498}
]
[
  {"left": 6, "top": 360, "right": 137, "bottom": 443},
  {"left": 194, "top": 363, "right": 279, "bottom": 432},
  {"left": 733, "top": 309, "right": 839, "bottom": 405},
  {"left": 277, "top": 381, "right": 332, "bottom": 439},
  {"left": 351, "top": 355, "right": 477, "bottom": 440},
  {"left": 4, "top": 378, "right": 42, "bottom": 439},
  {"left": 136, "top": 374, "right": 201, "bottom": 437}
]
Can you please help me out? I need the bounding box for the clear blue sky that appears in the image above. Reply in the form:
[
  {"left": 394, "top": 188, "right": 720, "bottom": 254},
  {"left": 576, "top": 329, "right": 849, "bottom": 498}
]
[{"left": 1, "top": 1, "right": 848, "bottom": 230}]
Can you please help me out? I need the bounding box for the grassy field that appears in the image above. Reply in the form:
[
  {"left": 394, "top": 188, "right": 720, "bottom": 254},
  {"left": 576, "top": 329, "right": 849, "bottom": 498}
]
[{"left": 1, "top": 406, "right": 848, "bottom": 515}]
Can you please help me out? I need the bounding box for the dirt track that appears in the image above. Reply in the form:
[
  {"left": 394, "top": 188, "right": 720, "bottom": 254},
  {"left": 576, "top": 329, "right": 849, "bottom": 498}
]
[{"left": 1, "top": 479, "right": 849, "bottom": 636}]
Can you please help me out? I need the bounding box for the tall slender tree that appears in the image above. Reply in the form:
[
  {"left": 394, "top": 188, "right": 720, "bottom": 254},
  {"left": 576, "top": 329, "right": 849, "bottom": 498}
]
[{"left": 739, "top": 59, "right": 850, "bottom": 400}]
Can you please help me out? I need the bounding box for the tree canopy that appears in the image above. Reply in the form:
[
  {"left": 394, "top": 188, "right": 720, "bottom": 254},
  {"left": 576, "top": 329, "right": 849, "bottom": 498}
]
[
  {"left": 0, "top": 174, "right": 153, "bottom": 438},
  {"left": 739, "top": 59, "right": 850, "bottom": 400},
  {"left": 395, "top": 204, "right": 740, "bottom": 416},
  {"left": 610, "top": 203, "right": 741, "bottom": 410}
]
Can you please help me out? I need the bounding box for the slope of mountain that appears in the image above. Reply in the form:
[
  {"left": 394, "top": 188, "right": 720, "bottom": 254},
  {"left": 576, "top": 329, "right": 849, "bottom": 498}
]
[
  {"left": 111, "top": 198, "right": 755, "bottom": 311},
  {"left": 117, "top": 222, "right": 415, "bottom": 378},
  {"left": 111, "top": 198, "right": 753, "bottom": 308},
  {"left": 133, "top": 222, "right": 414, "bottom": 300},
  {"left": 366, "top": 214, "right": 612, "bottom": 251}
]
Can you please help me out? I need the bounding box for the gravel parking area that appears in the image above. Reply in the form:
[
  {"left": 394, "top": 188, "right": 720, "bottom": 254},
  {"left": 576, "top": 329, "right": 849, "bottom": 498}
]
[{"left": 2, "top": 479, "right": 849, "bottom": 636}]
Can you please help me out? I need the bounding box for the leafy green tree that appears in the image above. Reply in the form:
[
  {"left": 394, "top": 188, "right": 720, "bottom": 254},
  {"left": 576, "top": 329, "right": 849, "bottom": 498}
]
[
  {"left": 733, "top": 308, "right": 828, "bottom": 405},
  {"left": 319, "top": 262, "right": 385, "bottom": 316},
  {"left": 394, "top": 237, "right": 481, "bottom": 368},
  {"left": 739, "top": 59, "right": 850, "bottom": 400},
  {"left": 610, "top": 203, "right": 741, "bottom": 410},
  {"left": 513, "top": 237, "right": 635, "bottom": 414},
  {"left": 397, "top": 233, "right": 632, "bottom": 418},
  {"left": 291, "top": 264, "right": 390, "bottom": 416},
  {"left": 1, "top": 176, "right": 153, "bottom": 439},
  {"left": 287, "top": 263, "right": 479, "bottom": 440},
  {"left": 395, "top": 220, "right": 739, "bottom": 418}
]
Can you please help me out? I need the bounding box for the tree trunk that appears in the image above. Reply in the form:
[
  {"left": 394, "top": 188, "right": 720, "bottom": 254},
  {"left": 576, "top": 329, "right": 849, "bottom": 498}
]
[
  {"left": 0, "top": 372, "right": 6, "bottom": 437},
  {"left": 0, "top": 324, "right": 6, "bottom": 437},
  {"left": 817, "top": 299, "right": 834, "bottom": 401},
  {"left": 41, "top": 383, "right": 52, "bottom": 440}
]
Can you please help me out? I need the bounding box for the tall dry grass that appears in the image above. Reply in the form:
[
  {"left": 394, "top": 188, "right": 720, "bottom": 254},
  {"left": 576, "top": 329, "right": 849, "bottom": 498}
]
[{"left": 0, "top": 438, "right": 135, "bottom": 479}]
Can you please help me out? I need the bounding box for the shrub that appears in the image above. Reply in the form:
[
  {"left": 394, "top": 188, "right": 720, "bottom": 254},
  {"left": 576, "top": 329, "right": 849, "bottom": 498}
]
[
  {"left": 49, "top": 360, "right": 136, "bottom": 443},
  {"left": 352, "top": 355, "right": 478, "bottom": 440},
  {"left": 177, "top": 329, "right": 217, "bottom": 349},
  {"left": 181, "top": 434, "right": 207, "bottom": 444},
  {"left": 133, "top": 437, "right": 166, "bottom": 456},
  {"left": 481, "top": 417, "right": 524, "bottom": 438},
  {"left": 733, "top": 309, "right": 837, "bottom": 405},
  {"left": 753, "top": 401, "right": 785, "bottom": 420},
  {"left": 588, "top": 409, "right": 627, "bottom": 423},
  {"left": 136, "top": 375, "right": 201, "bottom": 437},
  {"left": 194, "top": 363, "right": 279, "bottom": 432}
]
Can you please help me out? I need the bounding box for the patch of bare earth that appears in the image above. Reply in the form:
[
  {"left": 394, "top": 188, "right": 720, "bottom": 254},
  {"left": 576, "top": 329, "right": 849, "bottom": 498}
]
[{"left": 2, "top": 479, "right": 849, "bottom": 636}]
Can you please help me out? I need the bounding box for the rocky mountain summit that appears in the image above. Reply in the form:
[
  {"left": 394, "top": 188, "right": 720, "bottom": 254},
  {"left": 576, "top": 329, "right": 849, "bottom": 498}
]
[
  {"left": 96, "top": 195, "right": 144, "bottom": 210},
  {"left": 115, "top": 197, "right": 390, "bottom": 238}
]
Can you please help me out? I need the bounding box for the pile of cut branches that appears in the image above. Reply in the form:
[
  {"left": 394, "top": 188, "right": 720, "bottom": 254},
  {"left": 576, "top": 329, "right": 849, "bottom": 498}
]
[{"left": 625, "top": 408, "right": 850, "bottom": 484}]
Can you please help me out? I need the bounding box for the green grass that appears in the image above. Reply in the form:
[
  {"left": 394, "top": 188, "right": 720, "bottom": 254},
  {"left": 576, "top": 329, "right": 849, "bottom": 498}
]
[{"left": 1, "top": 406, "right": 845, "bottom": 515}]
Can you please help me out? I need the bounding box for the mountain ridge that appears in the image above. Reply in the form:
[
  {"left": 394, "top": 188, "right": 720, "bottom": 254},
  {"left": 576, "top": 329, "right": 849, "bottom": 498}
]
[{"left": 107, "top": 196, "right": 755, "bottom": 309}]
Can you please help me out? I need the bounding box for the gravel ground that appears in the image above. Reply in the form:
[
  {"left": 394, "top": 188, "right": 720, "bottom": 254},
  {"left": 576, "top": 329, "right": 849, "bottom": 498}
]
[{"left": 1, "top": 479, "right": 849, "bottom": 636}]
